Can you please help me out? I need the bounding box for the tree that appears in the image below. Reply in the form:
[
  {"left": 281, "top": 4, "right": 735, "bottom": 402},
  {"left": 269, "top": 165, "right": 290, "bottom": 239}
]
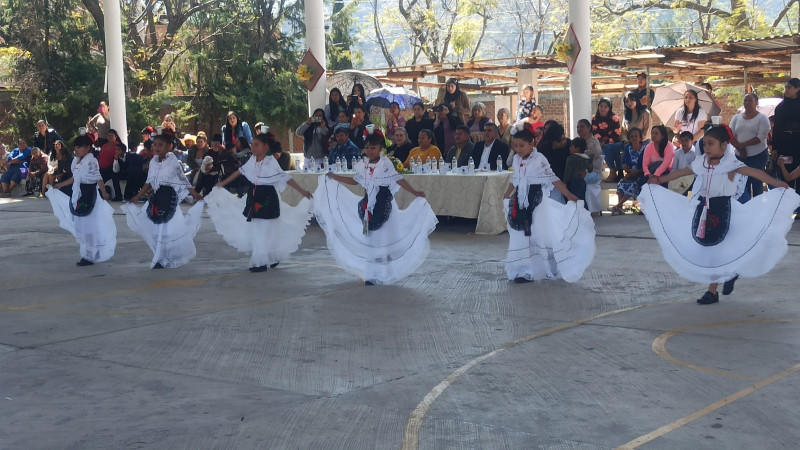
[{"left": 328, "top": 0, "right": 362, "bottom": 70}]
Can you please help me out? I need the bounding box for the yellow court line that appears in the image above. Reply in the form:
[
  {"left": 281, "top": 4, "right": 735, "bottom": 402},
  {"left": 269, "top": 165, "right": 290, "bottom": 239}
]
[
  {"left": 616, "top": 362, "right": 800, "bottom": 449},
  {"left": 401, "top": 295, "right": 695, "bottom": 450}
]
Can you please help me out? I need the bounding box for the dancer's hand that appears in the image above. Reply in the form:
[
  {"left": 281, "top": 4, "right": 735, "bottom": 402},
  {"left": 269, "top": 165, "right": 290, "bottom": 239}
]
[
  {"left": 565, "top": 193, "right": 578, "bottom": 203},
  {"left": 302, "top": 190, "right": 313, "bottom": 199},
  {"left": 774, "top": 181, "right": 790, "bottom": 189}
]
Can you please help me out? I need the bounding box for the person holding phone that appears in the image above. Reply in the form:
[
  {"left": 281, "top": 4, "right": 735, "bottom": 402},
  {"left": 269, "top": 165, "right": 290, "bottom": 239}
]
[
  {"left": 348, "top": 84, "right": 366, "bottom": 112},
  {"left": 295, "top": 109, "right": 329, "bottom": 164}
]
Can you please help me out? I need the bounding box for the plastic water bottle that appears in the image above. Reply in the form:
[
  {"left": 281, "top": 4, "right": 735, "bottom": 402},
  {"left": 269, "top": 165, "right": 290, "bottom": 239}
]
[
  {"left": 295, "top": 158, "right": 300, "bottom": 171},
  {"left": 352, "top": 156, "right": 358, "bottom": 171},
  {"left": 334, "top": 157, "right": 341, "bottom": 173},
  {"left": 323, "top": 157, "right": 329, "bottom": 172},
  {"left": 411, "top": 159, "right": 418, "bottom": 174},
  {"left": 452, "top": 156, "right": 457, "bottom": 171},
  {"left": 432, "top": 157, "right": 438, "bottom": 172},
  {"left": 468, "top": 156, "right": 475, "bottom": 174},
  {"left": 496, "top": 155, "right": 504, "bottom": 172},
  {"left": 439, "top": 157, "right": 446, "bottom": 174},
  {"left": 309, "top": 156, "right": 315, "bottom": 172}
]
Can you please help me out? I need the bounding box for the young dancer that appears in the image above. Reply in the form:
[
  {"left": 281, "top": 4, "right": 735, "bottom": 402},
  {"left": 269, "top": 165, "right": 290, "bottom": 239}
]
[
  {"left": 204, "top": 134, "right": 313, "bottom": 272},
  {"left": 314, "top": 133, "right": 438, "bottom": 285},
  {"left": 45, "top": 135, "right": 117, "bottom": 266},
  {"left": 503, "top": 123, "right": 595, "bottom": 283},
  {"left": 639, "top": 126, "right": 799, "bottom": 304},
  {"left": 122, "top": 132, "right": 205, "bottom": 269}
]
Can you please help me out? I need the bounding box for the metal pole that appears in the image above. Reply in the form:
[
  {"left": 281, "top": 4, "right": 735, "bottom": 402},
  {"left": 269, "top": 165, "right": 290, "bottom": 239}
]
[{"left": 103, "top": 0, "right": 128, "bottom": 146}]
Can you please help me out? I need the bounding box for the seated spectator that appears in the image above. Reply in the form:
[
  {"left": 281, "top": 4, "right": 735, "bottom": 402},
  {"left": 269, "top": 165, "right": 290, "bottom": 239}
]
[
  {"left": 221, "top": 110, "right": 253, "bottom": 150},
  {"left": 643, "top": 125, "right": 674, "bottom": 182},
  {"left": 329, "top": 126, "right": 361, "bottom": 169},
  {"left": 405, "top": 129, "right": 442, "bottom": 168},
  {"left": 324, "top": 88, "right": 350, "bottom": 126},
  {"left": 112, "top": 144, "right": 146, "bottom": 201},
  {"left": 234, "top": 136, "right": 252, "bottom": 164},
  {"left": 563, "top": 138, "right": 592, "bottom": 202},
  {"left": 433, "top": 104, "right": 462, "bottom": 156},
  {"left": 622, "top": 91, "right": 651, "bottom": 142},
  {"left": 195, "top": 156, "right": 216, "bottom": 196},
  {"left": 577, "top": 118, "right": 604, "bottom": 215},
  {"left": 138, "top": 139, "right": 154, "bottom": 171},
  {"left": 386, "top": 101, "right": 408, "bottom": 138},
  {"left": 537, "top": 123, "right": 569, "bottom": 181},
  {"left": 445, "top": 125, "right": 475, "bottom": 168},
  {"left": 388, "top": 127, "right": 414, "bottom": 164},
  {"left": 472, "top": 123, "right": 509, "bottom": 170},
  {"left": 525, "top": 105, "right": 545, "bottom": 132},
  {"left": 667, "top": 131, "right": 696, "bottom": 195},
  {"left": 348, "top": 83, "right": 366, "bottom": 113},
  {"left": 611, "top": 127, "right": 648, "bottom": 215},
  {"left": 25, "top": 147, "right": 49, "bottom": 197},
  {"left": 187, "top": 131, "right": 208, "bottom": 182},
  {"left": 592, "top": 98, "right": 623, "bottom": 182},
  {"left": 0, "top": 139, "right": 32, "bottom": 197},
  {"left": 466, "top": 102, "right": 492, "bottom": 141},
  {"left": 0, "top": 143, "right": 7, "bottom": 175},
  {"left": 496, "top": 107, "right": 513, "bottom": 147},
  {"left": 268, "top": 139, "right": 294, "bottom": 171},
  {"left": 405, "top": 102, "right": 435, "bottom": 148},
  {"left": 517, "top": 84, "right": 537, "bottom": 121},
  {"left": 137, "top": 126, "right": 154, "bottom": 154},
  {"left": 348, "top": 105, "right": 371, "bottom": 150},
  {"left": 42, "top": 143, "right": 73, "bottom": 197}
]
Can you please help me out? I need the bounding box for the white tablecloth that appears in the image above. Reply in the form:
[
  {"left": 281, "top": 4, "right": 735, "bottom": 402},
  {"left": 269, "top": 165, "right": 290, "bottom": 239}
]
[{"left": 282, "top": 171, "right": 513, "bottom": 235}]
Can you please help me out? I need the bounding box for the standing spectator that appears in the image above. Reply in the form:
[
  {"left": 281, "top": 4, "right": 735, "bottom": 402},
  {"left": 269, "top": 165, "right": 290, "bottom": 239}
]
[
  {"left": 42, "top": 143, "right": 73, "bottom": 197},
  {"left": 517, "top": 84, "right": 537, "bottom": 121},
  {"left": 496, "top": 107, "right": 513, "bottom": 147},
  {"left": 730, "top": 93, "right": 771, "bottom": 202},
  {"left": 112, "top": 145, "right": 146, "bottom": 201},
  {"left": 577, "top": 119, "right": 603, "bottom": 215},
  {"left": 671, "top": 90, "right": 707, "bottom": 142},
  {"left": 404, "top": 102, "right": 434, "bottom": 148},
  {"left": 25, "top": 147, "right": 49, "bottom": 197},
  {"left": 138, "top": 126, "right": 154, "bottom": 154},
  {"left": 1, "top": 139, "right": 32, "bottom": 197},
  {"left": 441, "top": 78, "right": 471, "bottom": 124},
  {"left": 633, "top": 72, "right": 655, "bottom": 108},
  {"left": 325, "top": 88, "right": 350, "bottom": 126},
  {"left": 388, "top": 127, "right": 414, "bottom": 164},
  {"left": 472, "top": 123, "right": 509, "bottom": 171},
  {"left": 98, "top": 130, "right": 120, "bottom": 195},
  {"left": 592, "top": 98, "right": 622, "bottom": 181},
  {"left": 466, "top": 102, "right": 492, "bottom": 142},
  {"left": 773, "top": 78, "right": 800, "bottom": 206},
  {"left": 329, "top": 126, "right": 361, "bottom": 169},
  {"left": 622, "top": 92, "right": 651, "bottom": 142},
  {"left": 87, "top": 101, "right": 110, "bottom": 147},
  {"left": 221, "top": 111, "right": 253, "bottom": 150},
  {"left": 433, "top": 104, "right": 462, "bottom": 156},
  {"left": 385, "top": 101, "right": 408, "bottom": 138},
  {"left": 32, "top": 120, "right": 64, "bottom": 161},
  {"left": 405, "top": 129, "right": 442, "bottom": 168},
  {"left": 296, "top": 108, "right": 330, "bottom": 160},
  {"left": 563, "top": 137, "right": 592, "bottom": 202},
  {"left": 348, "top": 83, "right": 367, "bottom": 112},
  {"left": 444, "top": 125, "right": 475, "bottom": 168},
  {"left": 348, "top": 105, "right": 371, "bottom": 150}
]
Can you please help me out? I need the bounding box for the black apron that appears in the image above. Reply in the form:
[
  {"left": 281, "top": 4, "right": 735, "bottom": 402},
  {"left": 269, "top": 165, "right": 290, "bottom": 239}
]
[
  {"left": 243, "top": 184, "right": 280, "bottom": 221},
  {"left": 507, "top": 184, "right": 543, "bottom": 236},
  {"left": 69, "top": 183, "right": 98, "bottom": 217},
  {"left": 692, "top": 196, "right": 732, "bottom": 247},
  {"left": 147, "top": 185, "right": 179, "bottom": 224},
  {"left": 358, "top": 186, "right": 393, "bottom": 232}
]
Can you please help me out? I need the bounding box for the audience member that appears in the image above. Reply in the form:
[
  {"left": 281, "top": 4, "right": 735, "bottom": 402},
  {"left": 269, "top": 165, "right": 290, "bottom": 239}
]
[
  {"left": 405, "top": 129, "right": 442, "bottom": 168},
  {"left": 267, "top": 138, "right": 294, "bottom": 171},
  {"left": 329, "top": 125, "right": 361, "bottom": 169},
  {"left": 643, "top": 125, "right": 674, "bottom": 183},
  {"left": 42, "top": 143, "right": 73, "bottom": 197},
  {"left": 386, "top": 101, "right": 408, "bottom": 138},
  {"left": 98, "top": 130, "right": 120, "bottom": 194},
  {"left": 404, "top": 102, "right": 434, "bottom": 147},
  {"left": 517, "top": 84, "right": 537, "bottom": 121},
  {"left": 633, "top": 72, "right": 655, "bottom": 107},
  {"left": 348, "top": 105, "right": 372, "bottom": 150},
  {"left": 433, "top": 104, "right": 462, "bottom": 156},
  {"left": 25, "top": 147, "right": 49, "bottom": 197},
  {"left": 772, "top": 78, "right": 800, "bottom": 207},
  {"left": 32, "top": 120, "right": 64, "bottom": 161},
  {"left": 187, "top": 132, "right": 208, "bottom": 182},
  {"left": 325, "top": 88, "right": 350, "bottom": 126},
  {"left": 667, "top": 131, "right": 696, "bottom": 195},
  {"left": 441, "top": 78, "right": 471, "bottom": 124},
  {"left": 348, "top": 83, "right": 366, "bottom": 112},
  {"left": 296, "top": 108, "right": 330, "bottom": 159},
  {"left": 221, "top": 111, "right": 253, "bottom": 150},
  {"left": 730, "top": 93, "right": 771, "bottom": 202},
  {"left": 611, "top": 127, "right": 648, "bottom": 215},
  {"left": 86, "top": 101, "right": 110, "bottom": 146},
  {"left": 0, "top": 139, "right": 32, "bottom": 196},
  {"left": 672, "top": 90, "right": 707, "bottom": 142},
  {"left": 537, "top": 123, "right": 570, "bottom": 182},
  {"left": 388, "top": 127, "right": 414, "bottom": 164},
  {"left": 622, "top": 92, "right": 651, "bottom": 142},
  {"left": 472, "top": 123, "right": 508, "bottom": 170},
  {"left": 577, "top": 119, "right": 603, "bottom": 215},
  {"left": 563, "top": 137, "right": 592, "bottom": 202},
  {"left": 592, "top": 98, "right": 622, "bottom": 181},
  {"left": 496, "top": 108, "right": 513, "bottom": 147},
  {"left": 445, "top": 125, "right": 475, "bottom": 168},
  {"left": 466, "top": 102, "right": 492, "bottom": 139},
  {"left": 112, "top": 144, "right": 146, "bottom": 201}
]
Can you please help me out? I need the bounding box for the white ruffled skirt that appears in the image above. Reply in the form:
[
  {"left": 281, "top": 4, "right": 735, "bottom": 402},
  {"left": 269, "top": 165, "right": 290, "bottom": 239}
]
[
  {"left": 585, "top": 182, "right": 602, "bottom": 213},
  {"left": 46, "top": 188, "right": 117, "bottom": 263},
  {"left": 638, "top": 184, "right": 800, "bottom": 284},
  {"left": 505, "top": 197, "right": 596, "bottom": 282},
  {"left": 120, "top": 199, "right": 205, "bottom": 268},
  {"left": 204, "top": 186, "right": 312, "bottom": 268},
  {"left": 313, "top": 175, "right": 438, "bottom": 285}
]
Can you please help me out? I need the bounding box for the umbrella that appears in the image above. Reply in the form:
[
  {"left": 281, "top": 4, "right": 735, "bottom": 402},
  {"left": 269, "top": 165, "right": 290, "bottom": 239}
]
[
  {"left": 736, "top": 97, "right": 782, "bottom": 117},
  {"left": 365, "top": 86, "right": 422, "bottom": 110},
  {"left": 326, "top": 70, "right": 383, "bottom": 98},
  {"left": 651, "top": 82, "right": 722, "bottom": 126}
]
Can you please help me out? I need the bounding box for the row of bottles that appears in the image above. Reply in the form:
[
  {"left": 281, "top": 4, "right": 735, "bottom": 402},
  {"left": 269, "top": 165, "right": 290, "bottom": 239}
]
[
  {"left": 297, "top": 156, "right": 361, "bottom": 173},
  {"left": 296, "top": 155, "right": 506, "bottom": 174}
]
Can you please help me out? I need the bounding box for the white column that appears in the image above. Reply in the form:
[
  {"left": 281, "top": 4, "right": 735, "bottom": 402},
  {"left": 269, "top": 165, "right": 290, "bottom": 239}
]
[
  {"left": 305, "top": 0, "right": 327, "bottom": 114},
  {"left": 568, "top": 0, "right": 591, "bottom": 138},
  {"left": 103, "top": 0, "right": 128, "bottom": 146},
  {"left": 792, "top": 54, "right": 800, "bottom": 78}
]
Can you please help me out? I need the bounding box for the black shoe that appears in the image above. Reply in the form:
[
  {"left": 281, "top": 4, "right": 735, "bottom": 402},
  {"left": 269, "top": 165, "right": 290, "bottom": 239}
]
[
  {"left": 152, "top": 263, "right": 164, "bottom": 269},
  {"left": 76, "top": 258, "right": 94, "bottom": 266},
  {"left": 270, "top": 262, "right": 280, "bottom": 268},
  {"left": 249, "top": 265, "right": 268, "bottom": 272},
  {"left": 697, "top": 291, "right": 719, "bottom": 305},
  {"left": 513, "top": 277, "right": 531, "bottom": 283},
  {"left": 722, "top": 275, "right": 739, "bottom": 295},
  {"left": 364, "top": 280, "right": 375, "bottom": 285}
]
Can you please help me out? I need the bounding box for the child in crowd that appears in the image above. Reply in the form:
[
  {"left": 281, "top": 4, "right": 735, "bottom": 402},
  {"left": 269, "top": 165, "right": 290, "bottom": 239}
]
[
  {"left": 503, "top": 123, "right": 595, "bottom": 283},
  {"left": 315, "top": 133, "right": 437, "bottom": 285},
  {"left": 610, "top": 127, "right": 648, "bottom": 215},
  {"left": 563, "top": 137, "right": 592, "bottom": 203},
  {"left": 204, "top": 134, "right": 313, "bottom": 272},
  {"left": 45, "top": 135, "right": 117, "bottom": 266},
  {"left": 122, "top": 132, "right": 205, "bottom": 269},
  {"left": 639, "top": 126, "right": 798, "bottom": 304},
  {"left": 668, "top": 131, "right": 697, "bottom": 195}
]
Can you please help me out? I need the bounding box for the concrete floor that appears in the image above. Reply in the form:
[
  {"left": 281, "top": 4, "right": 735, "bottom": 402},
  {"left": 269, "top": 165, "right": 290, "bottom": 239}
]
[{"left": 1, "top": 196, "right": 799, "bottom": 449}]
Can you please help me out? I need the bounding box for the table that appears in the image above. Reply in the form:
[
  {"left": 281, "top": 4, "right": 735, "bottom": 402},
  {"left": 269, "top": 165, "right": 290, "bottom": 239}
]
[{"left": 282, "top": 171, "right": 513, "bottom": 235}]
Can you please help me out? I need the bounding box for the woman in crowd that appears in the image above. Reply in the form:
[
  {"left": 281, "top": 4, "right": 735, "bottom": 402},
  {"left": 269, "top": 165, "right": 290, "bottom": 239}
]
[
  {"left": 385, "top": 101, "right": 408, "bottom": 138},
  {"left": 348, "top": 83, "right": 366, "bottom": 112},
  {"left": 221, "top": 111, "right": 253, "bottom": 150},
  {"left": 348, "top": 105, "right": 372, "bottom": 150},
  {"left": 496, "top": 108, "right": 513, "bottom": 147},
  {"left": 442, "top": 78, "right": 471, "bottom": 124},
  {"left": 466, "top": 102, "right": 491, "bottom": 141},
  {"left": 122, "top": 132, "right": 205, "bottom": 269},
  {"left": 42, "top": 141, "right": 72, "bottom": 197},
  {"left": 205, "top": 133, "right": 313, "bottom": 272},
  {"left": 610, "top": 128, "right": 648, "bottom": 215},
  {"left": 87, "top": 102, "right": 110, "bottom": 147},
  {"left": 315, "top": 133, "right": 437, "bottom": 285},
  {"left": 33, "top": 120, "right": 64, "bottom": 161},
  {"left": 25, "top": 147, "right": 49, "bottom": 197},
  {"left": 536, "top": 122, "right": 570, "bottom": 197},
  {"left": 672, "top": 90, "right": 708, "bottom": 142},
  {"left": 642, "top": 125, "right": 674, "bottom": 182},
  {"left": 638, "top": 126, "right": 797, "bottom": 305},
  {"left": 730, "top": 93, "right": 771, "bottom": 202},
  {"left": 404, "top": 102, "right": 435, "bottom": 148},
  {"left": 517, "top": 84, "right": 536, "bottom": 121},
  {"left": 45, "top": 135, "right": 116, "bottom": 266},
  {"left": 325, "top": 88, "right": 350, "bottom": 126},
  {"left": 607, "top": 92, "right": 651, "bottom": 182},
  {"left": 771, "top": 78, "right": 800, "bottom": 204},
  {"left": 98, "top": 129, "right": 120, "bottom": 195},
  {"left": 404, "top": 129, "right": 442, "bottom": 168},
  {"left": 266, "top": 133, "right": 294, "bottom": 171},
  {"left": 591, "top": 98, "right": 622, "bottom": 182},
  {"left": 503, "top": 123, "right": 594, "bottom": 283},
  {"left": 388, "top": 127, "right": 414, "bottom": 164},
  {"left": 187, "top": 131, "right": 208, "bottom": 183},
  {"left": 295, "top": 108, "right": 329, "bottom": 163}
]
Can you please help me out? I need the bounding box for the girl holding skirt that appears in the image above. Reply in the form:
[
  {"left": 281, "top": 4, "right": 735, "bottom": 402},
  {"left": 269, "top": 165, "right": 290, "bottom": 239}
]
[
  {"left": 503, "top": 124, "right": 595, "bottom": 283},
  {"left": 204, "top": 134, "right": 313, "bottom": 272},
  {"left": 639, "top": 126, "right": 799, "bottom": 304},
  {"left": 122, "top": 133, "right": 204, "bottom": 269},
  {"left": 314, "top": 133, "right": 437, "bottom": 285},
  {"left": 46, "top": 135, "right": 117, "bottom": 266}
]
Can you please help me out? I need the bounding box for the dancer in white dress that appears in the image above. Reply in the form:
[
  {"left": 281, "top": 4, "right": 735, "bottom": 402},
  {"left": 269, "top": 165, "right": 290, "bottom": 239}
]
[
  {"left": 503, "top": 124, "right": 596, "bottom": 283},
  {"left": 204, "top": 134, "right": 313, "bottom": 272},
  {"left": 639, "top": 126, "right": 799, "bottom": 304},
  {"left": 122, "top": 133, "right": 204, "bottom": 269},
  {"left": 314, "top": 133, "right": 438, "bottom": 285},
  {"left": 46, "top": 135, "right": 117, "bottom": 266}
]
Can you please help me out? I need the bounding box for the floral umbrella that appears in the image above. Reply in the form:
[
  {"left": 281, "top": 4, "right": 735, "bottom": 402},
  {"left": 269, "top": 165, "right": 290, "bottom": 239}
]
[
  {"left": 651, "top": 82, "right": 722, "bottom": 126},
  {"left": 365, "top": 86, "right": 422, "bottom": 110},
  {"left": 326, "top": 70, "right": 383, "bottom": 98}
]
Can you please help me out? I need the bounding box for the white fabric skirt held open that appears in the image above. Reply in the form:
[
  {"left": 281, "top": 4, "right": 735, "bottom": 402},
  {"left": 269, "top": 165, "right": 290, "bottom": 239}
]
[
  {"left": 638, "top": 184, "right": 800, "bottom": 284},
  {"left": 313, "top": 175, "right": 438, "bottom": 285},
  {"left": 204, "top": 187, "right": 312, "bottom": 268},
  {"left": 46, "top": 188, "right": 117, "bottom": 263},
  {"left": 505, "top": 197, "right": 596, "bottom": 282},
  {"left": 120, "top": 200, "right": 205, "bottom": 268}
]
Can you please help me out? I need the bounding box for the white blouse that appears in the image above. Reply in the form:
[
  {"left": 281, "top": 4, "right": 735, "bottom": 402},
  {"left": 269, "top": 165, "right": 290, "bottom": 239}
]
[
  {"left": 674, "top": 107, "right": 708, "bottom": 137},
  {"left": 146, "top": 152, "right": 192, "bottom": 200},
  {"left": 690, "top": 145, "right": 746, "bottom": 199},
  {"left": 353, "top": 156, "right": 402, "bottom": 213},
  {"left": 70, "top": 153, "right": 103, "bottom": 207},
  {"left": 239, "top": 154, "right": 290, "bottom": 191},
  {"left": 511, "top": 150, "right": 560, "bottom": 208}
]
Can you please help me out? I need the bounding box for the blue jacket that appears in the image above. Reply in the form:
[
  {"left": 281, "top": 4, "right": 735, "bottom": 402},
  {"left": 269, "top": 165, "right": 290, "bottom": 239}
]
[
  {"left": 329, "top": 140, "right": 361, "bottom": 169},
  {"left": 220, "top": 122, "right": 253, "bottom": 148},
  {"left": 7, "top": 146, "right": 31, "bottom": 168}
]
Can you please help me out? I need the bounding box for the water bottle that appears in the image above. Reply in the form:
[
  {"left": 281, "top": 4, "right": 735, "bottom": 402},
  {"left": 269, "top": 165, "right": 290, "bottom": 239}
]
[
  {"left": 439, "top": 156, "right": 446, "bottom": 174},
  {"left": 295, "top": 158, "right": 300, "bottom": 171},
  {"left": 334, "top": 157, "right": 341, "bottom": 173},
  {"left": 411, "top": 159, "right": 417, "bottom": 174},
  {"left": 452, "top": 156, "right": 458, "bottom": 171},
  {"left": 309, "top": 156, "right": 315, "bottom": 172},
  {"left": 468, "top": 156, "right": 475, "bottom": 174},
  {"left": 323, "top": 156, "right": 330, "bottom": 172},
  {"left": 432, "top": 157, "right": 438, "bottom": 172},
  {"left": 352, "top": 156, "right": 358, "bottom": 171},
  {"left": 496, "top": 155, "right": 504, "bottom": 172}
]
